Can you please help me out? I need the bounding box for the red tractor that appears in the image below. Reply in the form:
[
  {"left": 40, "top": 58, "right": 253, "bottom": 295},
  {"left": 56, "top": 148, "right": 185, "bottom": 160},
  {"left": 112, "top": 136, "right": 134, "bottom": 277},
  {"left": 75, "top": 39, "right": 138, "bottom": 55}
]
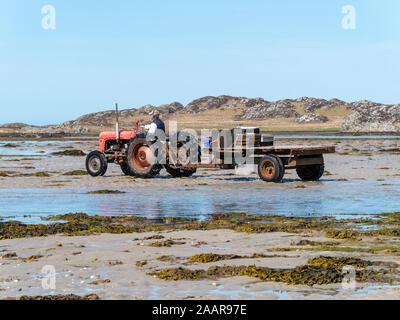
[{"left": 85, "top": 104, "right": 197, "bottom": 178}]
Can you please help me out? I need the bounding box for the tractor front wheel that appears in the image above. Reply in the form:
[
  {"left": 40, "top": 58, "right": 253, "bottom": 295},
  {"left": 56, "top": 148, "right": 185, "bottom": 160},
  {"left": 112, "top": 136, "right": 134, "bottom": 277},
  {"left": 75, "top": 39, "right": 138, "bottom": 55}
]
[{"left": 86, "top": 151, "right": 108, "bottom": 177}]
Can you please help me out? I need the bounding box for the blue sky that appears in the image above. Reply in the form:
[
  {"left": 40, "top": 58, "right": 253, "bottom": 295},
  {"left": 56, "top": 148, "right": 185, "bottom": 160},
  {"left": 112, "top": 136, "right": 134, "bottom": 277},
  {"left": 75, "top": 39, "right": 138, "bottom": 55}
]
[{"left": 0, "top": 0, "right": 399, "bottom": 125}]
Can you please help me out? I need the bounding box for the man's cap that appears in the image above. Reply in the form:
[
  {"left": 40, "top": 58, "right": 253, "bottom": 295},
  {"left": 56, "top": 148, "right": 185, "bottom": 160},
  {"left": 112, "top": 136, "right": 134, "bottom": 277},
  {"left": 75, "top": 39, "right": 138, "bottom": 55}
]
[{"left": 149, "top": 110, "right": 160, "bottom": 116}]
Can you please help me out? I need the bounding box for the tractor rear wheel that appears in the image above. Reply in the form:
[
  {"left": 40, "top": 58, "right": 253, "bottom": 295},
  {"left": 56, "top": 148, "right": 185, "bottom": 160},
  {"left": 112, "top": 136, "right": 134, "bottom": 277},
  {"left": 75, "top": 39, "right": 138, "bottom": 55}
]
[
  {"left": 127, "top": 135, "right": 161, "bottom": 178},
  {"left": 86, "top": 151, "right": 108, "bottom": 177},
  {"left": 257, "top": 155, "right": 284, "bottom": 183},
  {"left": 296, "top": 164, "right": 324, "bottom": 181}
]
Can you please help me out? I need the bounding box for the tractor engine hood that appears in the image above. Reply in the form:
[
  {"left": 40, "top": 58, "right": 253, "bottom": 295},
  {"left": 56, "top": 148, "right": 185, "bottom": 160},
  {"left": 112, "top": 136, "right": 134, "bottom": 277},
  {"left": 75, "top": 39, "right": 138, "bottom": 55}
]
[{"left": 99, "top": 130, "right": 140, "bottom": 152}]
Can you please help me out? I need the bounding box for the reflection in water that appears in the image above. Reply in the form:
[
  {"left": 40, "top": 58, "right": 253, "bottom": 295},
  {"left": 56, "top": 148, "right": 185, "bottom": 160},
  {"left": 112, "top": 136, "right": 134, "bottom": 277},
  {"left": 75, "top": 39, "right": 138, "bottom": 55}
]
[{"left": 0, "top": 179, "right": 399, "bottom": 224}]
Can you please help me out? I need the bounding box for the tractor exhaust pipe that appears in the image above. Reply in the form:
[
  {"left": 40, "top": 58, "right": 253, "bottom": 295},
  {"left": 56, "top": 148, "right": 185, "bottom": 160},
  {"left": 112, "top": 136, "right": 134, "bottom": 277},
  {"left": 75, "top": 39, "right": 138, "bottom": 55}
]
[{"left": 115, "top": 103, "right": 120, "bottom": 144}]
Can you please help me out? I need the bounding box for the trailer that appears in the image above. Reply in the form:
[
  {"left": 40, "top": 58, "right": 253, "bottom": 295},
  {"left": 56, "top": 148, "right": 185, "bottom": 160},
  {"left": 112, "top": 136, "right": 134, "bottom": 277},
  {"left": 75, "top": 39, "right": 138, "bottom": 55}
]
[{"left": 159, "top": 128, "right": 335, "bottom": 182}]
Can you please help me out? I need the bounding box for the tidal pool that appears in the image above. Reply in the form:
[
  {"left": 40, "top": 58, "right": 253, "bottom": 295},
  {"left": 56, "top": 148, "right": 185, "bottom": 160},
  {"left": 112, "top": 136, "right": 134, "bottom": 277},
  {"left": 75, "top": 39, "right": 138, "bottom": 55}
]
[{"left": 0, "top": 179, "right": 399, "bottom": 224}]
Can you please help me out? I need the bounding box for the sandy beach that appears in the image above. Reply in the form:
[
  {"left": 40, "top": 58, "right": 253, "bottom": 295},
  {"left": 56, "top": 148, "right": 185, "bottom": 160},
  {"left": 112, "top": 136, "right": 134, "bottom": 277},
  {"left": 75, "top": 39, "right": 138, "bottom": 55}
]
[{"left": 1, "top": 229, "right": 400, "bottom": 300}]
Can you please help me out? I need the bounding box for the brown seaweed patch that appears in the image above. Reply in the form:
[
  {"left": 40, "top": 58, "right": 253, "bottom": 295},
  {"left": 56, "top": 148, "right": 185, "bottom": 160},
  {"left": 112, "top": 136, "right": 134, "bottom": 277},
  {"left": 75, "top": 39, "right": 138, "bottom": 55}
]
[
  {"left": 133, "top": 235, "right": 165, "bottom": 241},
  {"left": 88, "top": 279, "right": 111, "bottom": 285},
  {"left": 308, "top": 256, "right": 372, "bottom": 269},
  {"left": 187, "top": 253, "right": 272, "bottom": 263},
  {"left": 0, "top": 252, "right": 17, "bottom": 259},
  {"left": 2, "top": 143, "right": 19, "bottom": 148},
  {"left": 19, "top": 254, "right": 44, "bottom": 262},
  {"left": 136, "top": 261, "right": 148, "bottom": 267},
  {"left": 324, "top": 229, "right": 361, "bottom": 239},
  {"left": 0, "top": 171, "right": 17, "bottom": 177},
  {"left": 14, "top": 171, "right": 51, "bottom": 177},
  {"left": 147, "top": 240, "right": 186, "bottom": 247},
  {"left": 188, "top": 253, "right": 242, "bottom": 263},
  {"left": 51, "top": 150, "right": 86, "bottom": 156},
  {"left": 149, "top": 263, "right": 391, "bottom": 286},
  {"left": 293, "top": 240, "right": 339, "bottom": 246},
  {"left": 308, "top": 256, "right": 399, "bottom": 269},
  {"left": 157, "top": 255, "right": 179, "bottom": 262},
  {"left": 87, "top": 190, "right": 126, "bottom": 194},
  {"left": 63, "top": 170, "right": 88, "bottom": 176}
]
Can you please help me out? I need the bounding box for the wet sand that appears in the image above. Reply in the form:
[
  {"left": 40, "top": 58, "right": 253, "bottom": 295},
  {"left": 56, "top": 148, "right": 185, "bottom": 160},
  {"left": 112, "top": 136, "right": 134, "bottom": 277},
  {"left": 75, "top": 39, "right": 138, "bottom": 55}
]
[{"left": 1, "top": 230, "right": 400, "bottom": 300}]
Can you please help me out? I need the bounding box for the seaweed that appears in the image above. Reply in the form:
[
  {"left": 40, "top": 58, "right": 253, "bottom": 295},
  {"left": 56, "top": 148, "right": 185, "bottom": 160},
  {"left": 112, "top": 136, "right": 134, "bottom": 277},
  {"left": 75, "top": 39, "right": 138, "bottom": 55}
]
[
  {"left": 308, "top": 256, "right": 372, "bottom": 269},
  {"left": 147, "top": 240, "right": 186, "bottom": 247},
  {"left": 87, "top": 190, "right": 126, "bottom": 194},
  {"left": 136, "top": 261, "right": 148, "bottom": 267},
  {"left": 88, "top": 279, "right": 111, "bottom": 285},
  {"left": 1, "top": 212, "right": 399, "bottom": 241},
  {"left": 187, "top": 253, "right": 271, "bottom": 263},
  {"left": 324, "top": 229, "right": 361, "bottom": 240},
  {"left": 51, "top": 150, "right": 86, "bottom": 156},
  {"left": 63, "top": 170, "right": 88, "bottom": 176},
  {"left": 157, "top": 255, "right": 178, "bottom": 262},
  {"left": 149, "top": 261, "right": 392, "bottom": 286}
]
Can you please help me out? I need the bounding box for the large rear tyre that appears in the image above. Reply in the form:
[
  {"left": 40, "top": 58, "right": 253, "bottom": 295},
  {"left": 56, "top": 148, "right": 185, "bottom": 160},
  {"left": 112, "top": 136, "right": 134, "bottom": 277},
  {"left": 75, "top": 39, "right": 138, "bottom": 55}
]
[
  {"left": 296, "top": 164, "right": 324, "bottom": 181},
  {"left": 86, "top": 151, "right": 108, "bottom": 177},
  {"left": 127, "top": 134, "right": 161, "bottom": 178},
  {"left": 257, "top": 155, "right": 284, "bottom": 183}
]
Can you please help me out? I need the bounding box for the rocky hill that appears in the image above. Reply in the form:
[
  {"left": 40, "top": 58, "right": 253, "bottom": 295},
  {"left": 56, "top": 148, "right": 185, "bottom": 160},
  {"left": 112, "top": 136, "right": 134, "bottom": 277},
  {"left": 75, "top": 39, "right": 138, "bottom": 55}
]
[
  {"left": 342, "top": 101, "right": 400, "bottom": 132},
  {"left": 1, "top": 96, "right": 399, "bottom": 134}
]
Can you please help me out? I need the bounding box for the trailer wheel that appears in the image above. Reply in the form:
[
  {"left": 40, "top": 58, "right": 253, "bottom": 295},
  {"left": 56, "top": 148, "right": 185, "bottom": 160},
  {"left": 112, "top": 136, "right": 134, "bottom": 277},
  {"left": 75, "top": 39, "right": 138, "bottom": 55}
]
[
  {"left": 127, "top": 134, "right": 161, "bottom": 178},
  {"left": 86, "top": 151, "right": 108, "bottom": 177},
  {"left": 257, "top": 155, "right": 284, "bottom": 183},
  {"left": 296, "top": 164, "right": 325, "bottom": 181},
  {"left": 164, "top": 165, "right": 196, "bottom": 178}
]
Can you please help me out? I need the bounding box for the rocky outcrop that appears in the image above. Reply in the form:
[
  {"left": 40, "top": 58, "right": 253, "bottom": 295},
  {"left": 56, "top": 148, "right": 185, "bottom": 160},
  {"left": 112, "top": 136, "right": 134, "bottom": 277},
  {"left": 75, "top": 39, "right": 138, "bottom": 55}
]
[
  {"left": 21, "top": 124, "right": 89, "bottom": 135},
  {"left": 157, "top": 102, "right": 184, "bottom": 114},
  {"left": 329, "top": 98, "right": 346, "bottom": 106},
  {"left": 222, "top": 97, "right": 268, "bottom": 110},
  {"left": 342, "top": 104, "right": 400, "bottom": 132},
  {"left": 60, "top": 110, "right": 118, "bottom": 127},
  {"left": 137, "top": 104, "right": 156, "bottom": 115},
  {"left": 296, "top": 97, "right": 329, "bottom": 113},
  {"left": 296, "top": 97, "right": 346, "bottom": 113},
  {"left": 185, "top": 96, "right": 235, "bottom": 113},
  {"left": 296, "top": 113, "right": 328, "bottom": 123},
  {"left": 241, "top": 101, "right": 299, "bottom": 120},
  {"left": 0, "top": 123, "right": 30, "bottom": 129},
  {"left": 348, "top": 100, "right": 382, "bottom": 111}
]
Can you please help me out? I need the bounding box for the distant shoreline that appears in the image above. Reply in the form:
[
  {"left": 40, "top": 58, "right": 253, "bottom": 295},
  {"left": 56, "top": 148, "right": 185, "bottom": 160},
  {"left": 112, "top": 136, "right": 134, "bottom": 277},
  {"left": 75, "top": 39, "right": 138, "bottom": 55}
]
[{"left": 1, "top": 131, "right": 400, "bottom": 141}]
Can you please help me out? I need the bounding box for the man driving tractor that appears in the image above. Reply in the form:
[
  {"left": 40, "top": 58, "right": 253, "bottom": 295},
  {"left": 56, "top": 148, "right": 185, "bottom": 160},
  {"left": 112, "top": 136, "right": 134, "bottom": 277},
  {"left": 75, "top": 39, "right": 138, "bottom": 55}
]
[{"left": 142, "top": 110, "right": 165, "bottom": 134}]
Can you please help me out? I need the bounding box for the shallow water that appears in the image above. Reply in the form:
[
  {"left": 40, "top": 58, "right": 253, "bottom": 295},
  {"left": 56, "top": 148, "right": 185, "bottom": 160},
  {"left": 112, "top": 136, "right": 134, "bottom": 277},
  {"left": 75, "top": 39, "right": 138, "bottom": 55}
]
[
  {"left": 0, "top": 179, "right": 399, "bottom": 224},
  {"left": 0, "top": 140, "right": 92, "bottom": 157}
]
